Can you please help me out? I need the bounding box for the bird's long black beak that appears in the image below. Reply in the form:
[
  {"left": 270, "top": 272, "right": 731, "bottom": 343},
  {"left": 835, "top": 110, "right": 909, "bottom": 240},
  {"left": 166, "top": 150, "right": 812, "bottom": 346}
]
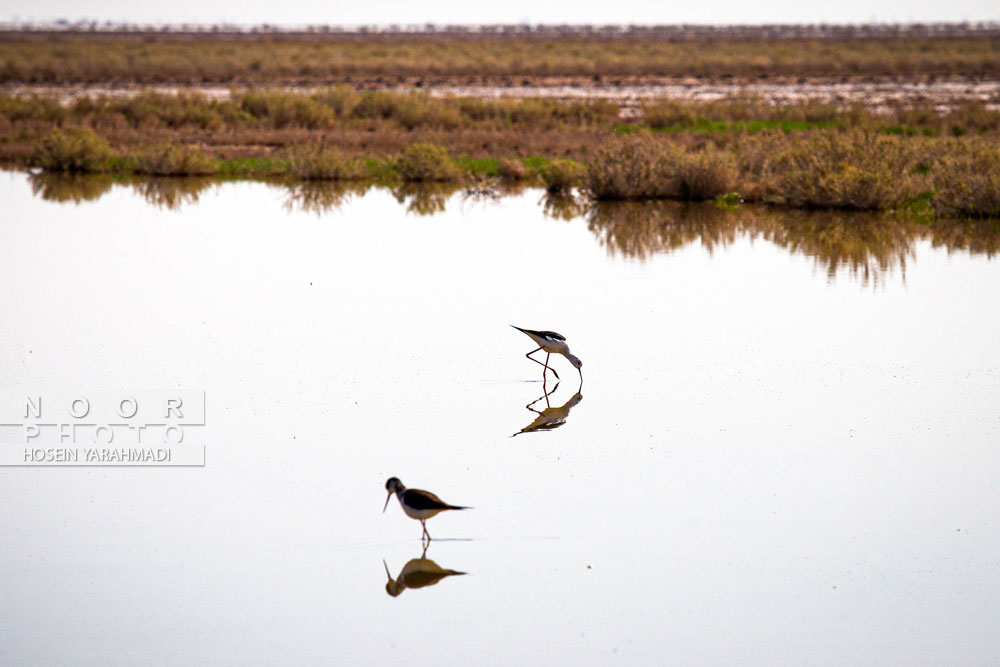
[{"left": 383, "top": 492, "right": 392, "bottom": 513}]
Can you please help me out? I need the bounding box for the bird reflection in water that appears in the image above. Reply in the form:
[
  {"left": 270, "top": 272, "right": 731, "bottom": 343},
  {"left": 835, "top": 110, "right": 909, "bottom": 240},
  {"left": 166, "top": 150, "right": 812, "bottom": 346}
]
[
  {"left": 513, "top": 380, "right": 584, "bottom": 436},
  {"left": 382, "top": 545, "right": 467, "bottom": 598}
]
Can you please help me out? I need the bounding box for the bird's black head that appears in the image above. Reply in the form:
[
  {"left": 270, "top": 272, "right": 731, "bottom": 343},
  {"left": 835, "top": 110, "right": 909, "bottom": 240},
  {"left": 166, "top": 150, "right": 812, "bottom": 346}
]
[{"left": 385, "top": 477, "right": 402, "bottom": 492}]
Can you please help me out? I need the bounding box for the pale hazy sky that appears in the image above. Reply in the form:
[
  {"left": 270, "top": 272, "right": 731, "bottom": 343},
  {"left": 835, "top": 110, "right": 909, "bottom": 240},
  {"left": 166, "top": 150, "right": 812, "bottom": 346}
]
[{"left": 3, "top": 0, "right": 999, "bottom": 26}]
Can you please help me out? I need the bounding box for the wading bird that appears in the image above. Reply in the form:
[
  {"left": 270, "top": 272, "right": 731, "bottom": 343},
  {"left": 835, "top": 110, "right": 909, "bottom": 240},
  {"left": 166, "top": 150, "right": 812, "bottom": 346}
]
[
  {"left": 383, "top": 477, "right": 469, "bottom": 541},
  {"left": 511, "top": 325, "right": 583, "bottom": 382}
]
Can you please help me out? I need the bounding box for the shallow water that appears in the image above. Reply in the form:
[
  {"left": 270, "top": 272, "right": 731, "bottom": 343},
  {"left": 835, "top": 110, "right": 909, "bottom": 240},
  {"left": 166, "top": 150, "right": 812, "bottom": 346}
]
[{"left": 1, "top": 170, "right": 999, "bottom": 665}]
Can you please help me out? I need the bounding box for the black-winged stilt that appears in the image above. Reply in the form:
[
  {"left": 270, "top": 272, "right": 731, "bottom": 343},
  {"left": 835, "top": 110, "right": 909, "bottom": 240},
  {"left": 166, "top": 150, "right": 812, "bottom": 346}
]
[
  {"left": 383, "top": 477, "right": 469, "bottom": 541},
  {"left": 511, "top": 325, "right": 583, "bottom": 382}
]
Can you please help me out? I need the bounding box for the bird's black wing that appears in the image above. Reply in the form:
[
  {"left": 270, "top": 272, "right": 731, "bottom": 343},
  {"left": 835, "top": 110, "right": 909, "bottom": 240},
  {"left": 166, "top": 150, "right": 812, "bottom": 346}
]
[
  {"left": 512, "top": 325, "right": 566, "bottom": 342},
  {"left": 404, "top": 489, "right": 463, "bottom": 511}
]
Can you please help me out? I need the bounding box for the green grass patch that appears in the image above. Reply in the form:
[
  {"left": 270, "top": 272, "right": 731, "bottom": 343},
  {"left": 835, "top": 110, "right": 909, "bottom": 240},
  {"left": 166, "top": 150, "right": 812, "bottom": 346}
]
[
  {"left": 522, "top": 156, "right": 550, "bottom": 170},
  {"left": 883, "top": 124, "right": 939, "bottom": 136},
  {"left": 214, "top": 157, "right": 286, "bottom": 177},
  {"left": 453, "top": 156, "right": 500, "bottom": 176},
  {"left": 900, "top": 190, "right": 938, "bottom": 223},
  {"left": 363, "top": 158, "right": 399, "bottom": 182},
  {"left": 106, "top": 155, "right": 137, "bottom": 172},
  {"left": 714, "top": 192, "right": 744, "bottom": 209}
]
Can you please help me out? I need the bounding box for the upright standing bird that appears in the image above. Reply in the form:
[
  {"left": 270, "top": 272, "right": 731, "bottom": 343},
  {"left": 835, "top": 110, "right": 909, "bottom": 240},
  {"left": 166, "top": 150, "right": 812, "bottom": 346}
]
[
  {"left": 511, "top": 325, "right": 583, "bottom": 382},
  {"left": 383, "top": 477, "right": 469, "bottom": 541}
]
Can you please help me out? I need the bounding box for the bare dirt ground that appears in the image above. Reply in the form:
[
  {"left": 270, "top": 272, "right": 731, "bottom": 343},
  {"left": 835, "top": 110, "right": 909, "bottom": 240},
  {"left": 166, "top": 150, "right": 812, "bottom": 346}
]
[
  {"left": 413, "top": 78, "right": 1000, "bottom": 117},
  {"left": 5, "top": 77, "right": 999, "bottom": 118}
]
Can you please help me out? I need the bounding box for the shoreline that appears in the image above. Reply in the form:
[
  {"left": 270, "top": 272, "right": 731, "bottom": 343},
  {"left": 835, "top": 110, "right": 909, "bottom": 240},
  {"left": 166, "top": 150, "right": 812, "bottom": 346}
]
[
  {"left": 4, "top": 78, "right": 1000, "bottom": 117},
  {"left": 3, "top": 87, "right": 997, "bottom": 218}
]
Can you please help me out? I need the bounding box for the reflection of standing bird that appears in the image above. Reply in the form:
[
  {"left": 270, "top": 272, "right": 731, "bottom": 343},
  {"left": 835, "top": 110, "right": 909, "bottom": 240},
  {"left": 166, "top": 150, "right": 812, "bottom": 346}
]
[
  {"left": 514, "top": 386, "right": 584, "bottom": 436},
  {"left": 383, "top": 552, "right": 466, "bottom": 597},
  {"left": 511, "top": 326, "right": 583, "bottom": 382},
  {"left": 383, "top": 477, "right": 469, "bottom": 541}
]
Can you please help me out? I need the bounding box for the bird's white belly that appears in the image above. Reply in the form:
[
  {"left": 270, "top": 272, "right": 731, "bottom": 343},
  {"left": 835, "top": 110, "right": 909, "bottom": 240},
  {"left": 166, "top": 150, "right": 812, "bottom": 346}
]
[
  {"left": 402, "top": 504, "right": 441, "bottom": 520},
  {"left": 534, "top": 337, "right": 568, "bottom": 355}
]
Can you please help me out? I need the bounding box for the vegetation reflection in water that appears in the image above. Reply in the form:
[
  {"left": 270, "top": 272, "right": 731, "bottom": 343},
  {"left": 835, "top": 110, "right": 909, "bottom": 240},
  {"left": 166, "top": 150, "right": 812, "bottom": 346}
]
[
  {"left": 25, "top": 171, "right": 1000, "bottom": 285},
  {"left": 284, "top": 180, "right": 371, "bottom": 215},
  {"left": 584, "top": 198, "right": 1000, "bottom": 283},
  {"left": 29, "top": 171, "right": 219, "bottom": 209},
  {"left": 382, "top": 544, "right": 466, "bottom": 598}
]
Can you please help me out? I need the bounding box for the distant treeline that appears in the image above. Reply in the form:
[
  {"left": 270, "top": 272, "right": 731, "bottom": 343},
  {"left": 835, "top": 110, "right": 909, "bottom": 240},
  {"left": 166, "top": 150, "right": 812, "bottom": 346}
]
[{"left": 2, "top": 22, "right": 1000, "bottom": 41}]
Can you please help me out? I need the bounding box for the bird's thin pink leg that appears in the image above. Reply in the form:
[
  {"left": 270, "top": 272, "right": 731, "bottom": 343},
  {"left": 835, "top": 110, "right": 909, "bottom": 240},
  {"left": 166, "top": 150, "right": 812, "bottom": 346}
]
[
  {"left": 525, "top": 347, "right": 547, "bottom": 370},
  {"left": 543, "top": 352, "right": 560, "bottom": 381},
  {"left": 527, "top": 347, "right": 560, "bottom": 382}
]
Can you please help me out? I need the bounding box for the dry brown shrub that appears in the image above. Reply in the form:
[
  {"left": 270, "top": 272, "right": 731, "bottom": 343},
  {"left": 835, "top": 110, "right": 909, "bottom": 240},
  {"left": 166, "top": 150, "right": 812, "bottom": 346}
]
[
  {"left": 314, "top": 86, "right": 362, "bottom": 117},
  {"left": 31, "top": 127, "right": 115, "bottom": 171},
  {"left": 932, "top": 141, "right": 1000, "bottom": 218},
  {"left": 540, "top": 159, "right": 586, "bottom": 192},
  {"left": 765, "top": 130, "right": 922, "bottom": 210},
  {"left": 285, "top": 143, "right": 365, "bottom": 180},
  {"left": 497, "top": 158, "right": 528, "bottom": 180},
  {"left": 641, "top": 100, "right": 701, "bottom": 129},
  {"left": 941, "top": 101, "right": 1000, "bottom": 134},
  {"left": 585, "top": 135, "right": 733, "bottom": 200},
  {"left": 397, "top": 142, "right": 460, "bottom": 182},
  {"left": 585, "top": 135, "right": 682, "bottom": 199},
  {"left": 134, "top": 143, "right": 218, "bottom": 175},
  {"left": 677, "top": 148, "right": 737, "bottom": 200},
  {"left": 238, "top": 91, "right": 336, "bottom": 129}
]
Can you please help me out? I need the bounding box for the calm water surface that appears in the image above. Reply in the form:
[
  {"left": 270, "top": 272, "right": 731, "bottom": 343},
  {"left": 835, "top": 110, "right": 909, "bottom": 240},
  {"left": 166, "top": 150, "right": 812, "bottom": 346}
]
[{"left": 1, "top": 171, "right": 999, "bottom": 665}]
